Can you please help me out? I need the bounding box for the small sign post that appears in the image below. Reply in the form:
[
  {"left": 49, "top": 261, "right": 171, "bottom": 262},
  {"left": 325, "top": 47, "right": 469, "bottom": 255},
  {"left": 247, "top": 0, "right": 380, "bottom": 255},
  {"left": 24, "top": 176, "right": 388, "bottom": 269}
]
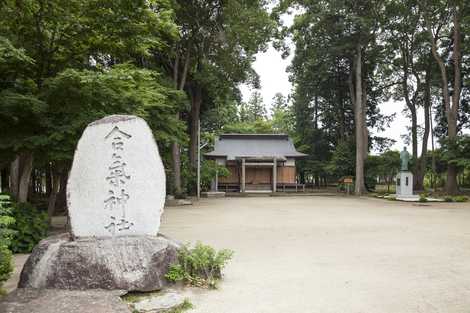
[{"left": 343, "top": 176, "right": 354, "bottom": 195}]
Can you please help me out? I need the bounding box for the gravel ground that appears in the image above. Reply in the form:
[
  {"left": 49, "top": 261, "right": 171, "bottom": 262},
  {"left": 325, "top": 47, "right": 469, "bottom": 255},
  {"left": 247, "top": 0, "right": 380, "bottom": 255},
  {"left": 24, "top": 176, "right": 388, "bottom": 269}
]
[
  {"left": 6, "top": 196, "right": 470, "bottom": 313},
  {"left": 159, "top": 196, "right": 470, "bottom": 313}
]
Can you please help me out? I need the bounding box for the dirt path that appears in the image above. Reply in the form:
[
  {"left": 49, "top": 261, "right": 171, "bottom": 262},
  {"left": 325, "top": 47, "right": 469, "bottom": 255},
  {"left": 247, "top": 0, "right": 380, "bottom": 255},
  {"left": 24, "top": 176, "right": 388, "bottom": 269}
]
[{"left": 160, "top": 196, "right": 470, "bottom": 313}]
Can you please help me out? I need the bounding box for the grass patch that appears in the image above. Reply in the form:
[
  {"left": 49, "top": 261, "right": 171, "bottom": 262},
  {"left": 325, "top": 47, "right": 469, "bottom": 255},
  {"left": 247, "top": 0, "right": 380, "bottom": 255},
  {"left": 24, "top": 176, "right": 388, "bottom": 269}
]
[
  {"left": 453, "top": 195, "right": 469, "bottom": 203},
  {"left": 442, "top": 195, "right": 469, "bottom": 202},
  {"left": 444, "top": 196, "right": 453, "bottom": 202},
  {"left": 166, "top": 299, "right": 193, "bottom": 313},
  {"left": 166, "top": 242, "right": 234, "bottom": 289}
]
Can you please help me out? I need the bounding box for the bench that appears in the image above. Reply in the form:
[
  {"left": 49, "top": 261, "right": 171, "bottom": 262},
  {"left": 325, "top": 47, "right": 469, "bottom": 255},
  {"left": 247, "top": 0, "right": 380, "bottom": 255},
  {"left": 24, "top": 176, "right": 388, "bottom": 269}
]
[
  {"left": 218, "top": 183, "right": 240, "bottom": 192},
  {"left": 276, "top": 183, "right": 305, "bottom": 192}
]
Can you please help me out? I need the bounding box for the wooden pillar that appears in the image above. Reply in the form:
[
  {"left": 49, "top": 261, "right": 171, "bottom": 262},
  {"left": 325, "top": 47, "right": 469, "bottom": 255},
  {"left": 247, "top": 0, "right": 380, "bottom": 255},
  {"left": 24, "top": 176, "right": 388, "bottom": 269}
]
[
  {"left": 241, "top": 158, "right": 246, "bottom": 193},
  {"left": 215, "top": 167, "right": 219, "bottom": 192},
  {"left": 272, "top": 157, "right": 277, "bottom": 192}
]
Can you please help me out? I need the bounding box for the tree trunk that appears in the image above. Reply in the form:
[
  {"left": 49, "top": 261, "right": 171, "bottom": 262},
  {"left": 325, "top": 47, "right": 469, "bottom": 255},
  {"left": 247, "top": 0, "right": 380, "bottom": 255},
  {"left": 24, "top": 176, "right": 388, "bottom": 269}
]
[
  {"left": 410, "top": 107, "right": 418, "bottom": 170},
  {"left": 10, "top": 156, "right": 20, "bottom": 199},
  {"left": 416, "top": 106, "right": 430, "bottom": 191},
  {"left": 354, "top": 44, "right": 367, "bottom": 195},
  {"left": 17, "top": 152, "right": 33, "bottom": 203},
  {"left": 426, "top": 11, "right": 460, "bottom": 194},
  {"left": 55, "top": 167, "right": 69, "bottom": 214},
  {"left": 416, "top": 64, "right": 432, "bottom": 191},
  {"left": 446, "top": 6, "right": 461, "bottom": 195},
  {"left": 446, "top": 114, "right": 458, "bottom": 193},
  {"left": 0, "top": 168, "right": 7, "bottom": 193},
  {"left": 171, "top": 51, "right": 190, "bottom": 196},
  {"left": 361, "top": 78, "right": 368, "bottom": 160},
  {"left": 189, "top": 84, "right": 202, "bottom": 169},
  {"left": 47, "top": 166, "right": 61, "bottom": 223},
  {"left": 45, "top": 162, "right": 52, "bottom": 196},
  {"left": 314, "top": 96, "right": 319, "bottom": 130},
  {"left": 171, "top": 135, "right": 182, "bottom": 196},
  {"left": 430, "top": 104, "right": 436, "bottom": 190},
  {"left": 29, "top": 169, "right": 36, "bottom": 198},
  {"left": 400, "top": 41, "right": 420, "bottom": 179}
]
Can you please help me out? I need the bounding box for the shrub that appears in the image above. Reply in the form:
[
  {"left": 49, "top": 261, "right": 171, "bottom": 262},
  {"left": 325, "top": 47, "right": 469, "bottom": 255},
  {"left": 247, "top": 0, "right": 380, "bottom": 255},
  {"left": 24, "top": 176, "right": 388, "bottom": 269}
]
[
  {"left": 9, "top": 202, "right": 48, "bottom": 253},
  {"left": 200, "top": 160, "right": 230, "bottom": 191},
  {"left": 166, "top": 242, "right": 234, "bottom": 289},
  {"left": 365, "top": 176, "right": 377, "bottom": 192},
  {"left": 418, "top": 195, "right": 428, "bottom": 203},
  {"left": 444, "top": 196, "right": 453, "bottom": 202},
  {"left": 0, "top": 195, "right": 15, "bottom": 294},
  {"left": 453, "top": 196, "right": 469, "bottom": 203},
  {"left": 0, "top": 246, "right": 12, "bottom": 295}
]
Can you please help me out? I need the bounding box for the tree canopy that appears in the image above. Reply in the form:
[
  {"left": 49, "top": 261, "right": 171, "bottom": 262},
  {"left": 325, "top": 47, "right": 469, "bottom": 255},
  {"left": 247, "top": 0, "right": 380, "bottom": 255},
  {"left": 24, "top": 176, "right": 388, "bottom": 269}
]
[{"left": 1, "top": 0, "right": 470, "bottom": 206}]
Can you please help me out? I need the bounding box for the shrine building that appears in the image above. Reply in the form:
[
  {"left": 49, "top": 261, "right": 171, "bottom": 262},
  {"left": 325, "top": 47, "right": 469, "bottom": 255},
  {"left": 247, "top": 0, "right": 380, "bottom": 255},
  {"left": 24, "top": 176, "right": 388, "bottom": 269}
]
[{"left": 205, "top": 134, "right": 307, "bottom": 193}]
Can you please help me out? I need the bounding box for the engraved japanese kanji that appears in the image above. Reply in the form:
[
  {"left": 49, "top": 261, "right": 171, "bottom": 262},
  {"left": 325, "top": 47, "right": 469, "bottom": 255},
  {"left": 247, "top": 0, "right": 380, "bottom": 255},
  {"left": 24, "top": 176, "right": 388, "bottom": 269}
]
[{"left": 104, "top": 126, "right": 134, "bottom": 234}]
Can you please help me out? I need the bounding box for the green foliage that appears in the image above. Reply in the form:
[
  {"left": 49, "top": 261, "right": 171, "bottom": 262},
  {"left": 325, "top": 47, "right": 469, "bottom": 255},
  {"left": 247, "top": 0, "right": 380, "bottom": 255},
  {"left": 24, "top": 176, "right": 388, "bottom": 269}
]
[
  {"left": 0, "top": 195, "right": 15, "bottom": 246},
  {"left": 271, "top": 93, "right": 295, "bottom": 135},
  {"left": 223, "top": 119, "right": 275, "bottom": 134},
  {"left": 441, "top": 136, "right": 470, "bottom": 170},
  {"left": 278, "top": 0, "right": 393, "bottom": 185},
  {"left": 0, "top": 0, "right": 191, "bottom": 195},
  {"left": 442, "top": 195, "right": 469, "bottom": 203},
  {"left": 453, "top": 196, "right": 469, "bottom": 203},
  {"left": 419, "top": 194, "right": 428, "bottom": 203},
  {"left": 240, "top": 91, "right": 267, "bottom": 122},
  {"left": 327, "top": 141, "right": 355, "bottom": 178},
  {"left": 0, "top": 0, "right": 275, "bottom": 198},
  {"left": 0, "top": 195, "right": 14, "bottom": 293},
  {"left": 444, "top": 196, "right": 468, "bottom": 202},
  {"left": 40, "top": 65, "right": 186, "bottom": 162},
  {"left": 9, "top": 203, "right": 48, "bottom": 253},
  {"left": 200, "top": 160, "right": 230, "bottom": 191},
  {"left": 166, "top": 242, "right": 234, "bottom": 289},
  {"left": 366, "top": 150, "right": 400, "bottom": 191},
  {"left": 444, "top": 196, "right": 454, "bottom": 202},
  {"left": 365, "top": 176, "right": 377, "bottom": 191},
  {"left": 0, "top": 245, "right": 12, "bottom": 296}
]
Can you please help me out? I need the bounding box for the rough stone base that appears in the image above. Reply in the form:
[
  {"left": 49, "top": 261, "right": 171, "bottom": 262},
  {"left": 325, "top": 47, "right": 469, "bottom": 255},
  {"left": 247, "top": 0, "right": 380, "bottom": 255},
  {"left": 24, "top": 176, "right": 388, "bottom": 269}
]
[
  {"left": 165, "top": 199, "right": 193, "bottom": 206},
  {"left": 18, "top": 234, "right": 180, "bottom": 292},
  {"left": 130, "top": 290, "right": 186, "bottom": 313},
  {"left": 0, "top": 288, "right": 131, "bottom": 313}
]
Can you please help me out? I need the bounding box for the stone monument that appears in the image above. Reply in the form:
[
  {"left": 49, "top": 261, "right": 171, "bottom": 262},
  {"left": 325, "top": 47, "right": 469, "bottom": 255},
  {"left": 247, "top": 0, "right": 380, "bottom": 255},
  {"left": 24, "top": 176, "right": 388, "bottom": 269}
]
[
  {"left": 18, "top": 115, "right": 179, "bottom": 291},
  {"left": 68, "top": 115, "right": 165, "bottom": 237},
  {"left": 396, "top": 147, "right": 415, "bottom": 199}
]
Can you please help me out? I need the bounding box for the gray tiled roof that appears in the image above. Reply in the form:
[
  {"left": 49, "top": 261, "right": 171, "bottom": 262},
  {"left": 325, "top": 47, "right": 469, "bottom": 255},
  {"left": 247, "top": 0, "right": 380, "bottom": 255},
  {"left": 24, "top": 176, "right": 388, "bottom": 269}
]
[{"left": 205, "top": 134, "right": 307, "bottom": 160}]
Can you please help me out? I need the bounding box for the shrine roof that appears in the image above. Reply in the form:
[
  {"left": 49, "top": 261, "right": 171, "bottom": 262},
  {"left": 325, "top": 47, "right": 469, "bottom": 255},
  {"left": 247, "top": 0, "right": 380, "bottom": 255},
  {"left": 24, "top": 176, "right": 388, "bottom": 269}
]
[{"left": 205, "top": 134, "right": 307, "bottom": 160}]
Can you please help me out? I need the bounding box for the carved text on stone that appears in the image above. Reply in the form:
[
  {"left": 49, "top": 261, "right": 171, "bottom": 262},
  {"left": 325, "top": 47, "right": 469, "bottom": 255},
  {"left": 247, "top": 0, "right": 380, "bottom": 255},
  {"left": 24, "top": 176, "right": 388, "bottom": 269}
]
[{"left": 104, "top": 126, "right": 134, "bottom": 234}]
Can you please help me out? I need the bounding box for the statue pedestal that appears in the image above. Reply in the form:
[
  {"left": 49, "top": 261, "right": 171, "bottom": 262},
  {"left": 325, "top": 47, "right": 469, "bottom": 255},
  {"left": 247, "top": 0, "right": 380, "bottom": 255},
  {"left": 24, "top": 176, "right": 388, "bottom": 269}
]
[{"left": 396, "top": 171, "right": 415, "bottom": 198}]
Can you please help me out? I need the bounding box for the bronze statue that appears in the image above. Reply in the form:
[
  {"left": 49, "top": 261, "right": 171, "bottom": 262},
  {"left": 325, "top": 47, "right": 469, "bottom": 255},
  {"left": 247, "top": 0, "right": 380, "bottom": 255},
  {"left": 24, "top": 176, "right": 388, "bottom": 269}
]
[{"left": 400, "top": 147, "right": 410, "bottom": 171}]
